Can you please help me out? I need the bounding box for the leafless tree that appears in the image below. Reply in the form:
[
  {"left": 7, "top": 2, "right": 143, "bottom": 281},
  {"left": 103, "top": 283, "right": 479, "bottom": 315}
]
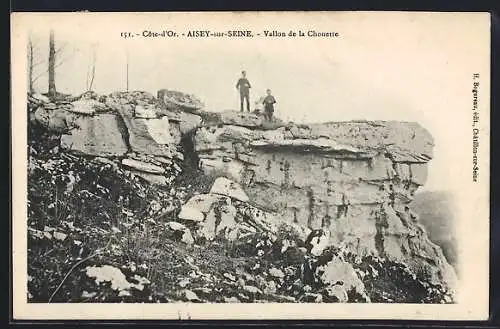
[
  {"left": 48, "top": 30, "right": 57, "bottom": 97},
  {"left": 34, "top": 30, "right": 73, "bottom": 98},
  {"left": 27, "top": 33, "right": 45, "bottom": 94},
  {"left": 86, "top": 43, "right": 97, "bottom": 92},
  {"left": 27, "top": 29, "right": 75, "bottom": 97},
  {"left": 27, "top": 31, "right": 70, "bottom": 95},
  {"left": 28, "top": 35, "right": 35, "bottom": 93},
  {"left": 126, "top": 49, "right": 129, "bottom": 92}
]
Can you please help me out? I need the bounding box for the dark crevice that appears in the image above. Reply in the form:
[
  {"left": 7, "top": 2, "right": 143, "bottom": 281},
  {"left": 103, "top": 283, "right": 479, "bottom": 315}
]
[
  {"left": 114, "top": 113, "right": 133, "bottom": 154},
  {"left": 374, "top": 206, "right": 389, "bottom": 257},
  {"left": 172, "top": 127, "right": 218, "bottom": 197},
  {"left": 306, "top": 188, "right": 315, "bottom": 228},
  {"left": 180, "top": 128, "right": 200, "bottom": 171}
]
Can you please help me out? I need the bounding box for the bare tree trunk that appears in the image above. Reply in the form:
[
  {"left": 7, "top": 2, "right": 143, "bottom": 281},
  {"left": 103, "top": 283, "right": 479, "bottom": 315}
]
[
  {"left": 48, "top": 30, "right": 56, "bottom": 98},
  {"left": 86, "top": 44, "right": 97, "bottom": 92},
  {"left": 126, "top": 50, "right": 129, "bottom": 92},
  {"left": 89, "top": 46, "right": 96, "bottom": 91},
  {"left": 85, "top": 52, "right": 90, "bottom": 91},
  {"left": 28, "top": 36, "right": 34, "bottom": 94}
]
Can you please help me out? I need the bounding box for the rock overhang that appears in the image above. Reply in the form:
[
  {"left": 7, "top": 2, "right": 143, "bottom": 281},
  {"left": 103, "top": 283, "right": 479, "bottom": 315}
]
[{"left": 195, "top": 116, "right": 434, "bottom": 164}]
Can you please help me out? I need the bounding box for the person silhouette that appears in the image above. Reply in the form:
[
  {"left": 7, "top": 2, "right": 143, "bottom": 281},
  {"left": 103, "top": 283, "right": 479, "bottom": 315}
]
[
  {"left": 262, "top": 89, "right": 277, "bottom": 121},
  {"left": 236, "top": 70, "right": 252, "bottom": 112}
]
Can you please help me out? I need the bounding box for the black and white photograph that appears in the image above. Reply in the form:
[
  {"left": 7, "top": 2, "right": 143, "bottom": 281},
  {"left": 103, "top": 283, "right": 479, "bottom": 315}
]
[{"left": 11, "top": 11, "right": 490, "bottom": 320}]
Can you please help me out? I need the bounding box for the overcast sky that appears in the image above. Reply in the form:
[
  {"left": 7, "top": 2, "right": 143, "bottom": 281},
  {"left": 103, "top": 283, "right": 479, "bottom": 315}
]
[{"left": 24, "top": 12, "right": 490, "bottom": 192}]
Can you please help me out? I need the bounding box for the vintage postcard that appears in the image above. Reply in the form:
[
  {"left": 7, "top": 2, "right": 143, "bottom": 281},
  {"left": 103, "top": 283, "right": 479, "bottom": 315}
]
[{"left": 11, "top": 11, "right": 490, "bottom": 320}]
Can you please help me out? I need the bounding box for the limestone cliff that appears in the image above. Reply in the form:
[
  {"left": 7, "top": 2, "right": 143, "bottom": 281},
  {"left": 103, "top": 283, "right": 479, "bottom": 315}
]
[
  {"left": 28, "top": 90, "right": 457, "bottom": 300},
  {"left": 192, "top": 112, "right": 456, "bottom": 290}
]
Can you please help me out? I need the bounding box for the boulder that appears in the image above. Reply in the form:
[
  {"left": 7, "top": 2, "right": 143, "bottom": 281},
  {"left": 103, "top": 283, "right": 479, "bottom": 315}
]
[
  {"left": 182, "top": 193, "right": 224, "bottom": 214},
  {"left": 183, "top": 289, "right": 200, "bottom": 302},
  {"left": 210, "top": 177, "right": 249, "bottom": 202},
  {"left": 69, "top": 99, "right": 108, "bottom": 114},
  {"left": 157, "top": 89, "right": 204, "bottom": 112},
  {"left": 181, "top": 229, "right": 195, "bottom": 245},
  {"left": 134, "top": 171, "right": 170, "bottom": 185},
  {"left": 197, "top": 201, "right": 241, "bottom": 241},
  {"left": 322, "top": 285, "right": 349, "bottom": 303},
  {"left": 288, "top": 125, "right": 312, "bottom": 139},
  {"left": 167, "top": 221, "right": 187, "bottom": 231},
  {"left": 315, "top": 255, "right": 366, "bottom": 298},
  {"left": 107, "top": 91, "right": 157, "bottom": 106},
  {"left": 263, "top": 280, "right": 277, "bottom": 294},
  {"left": 75, "top": 90, "right": 101, "bottom": 101},
  {"left": 117, "top": 107, "right": 176, "bottom": 157},
  {"left": 134, "top": 105, "right": 158, "bottom": 119},
  {"left": 122, "top": 158, "right": 165, "bottom": 174},
  {"left": 60, "top": 114, "right": 128, "bottom": 157},
  {"left": 286, "top": 223, "right": 312, "bottom": 243},
  {"left": 34, "top": 108, "right": 78, "bottom": 133},
  {"left": 165, "top": 221, "right": 195, "bottom": 245},
  {"left": 178, "top": 205, "right": 205, "bottom": 222},
  {"left": 237, "top": 203, "right": 279, "bottom": 234},
  {"left": 306, "top": 230, "right": 331, "bottom": 256},
  {"left": 199, "top": 209, "right": 217, "bottom": 241},
  {"left": 215, "top": 204, "right": 238, "bottom": 239},
  {"left": 142, "top": 117, "right": 174, "bottom": 145}
]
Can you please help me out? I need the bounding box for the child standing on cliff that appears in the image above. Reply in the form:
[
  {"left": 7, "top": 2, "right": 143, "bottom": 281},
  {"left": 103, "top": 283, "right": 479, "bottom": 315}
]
[{"left": 262, "top": 89, "right": 277, "bottom": 121}]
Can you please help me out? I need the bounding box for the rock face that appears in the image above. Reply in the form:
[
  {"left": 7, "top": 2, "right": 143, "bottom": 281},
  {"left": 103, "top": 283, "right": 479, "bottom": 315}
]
[
  {"left": 28, "top": 90, "right": 457, "bottom": 297},
  {"left": 192, "top": 113, "right": 456, "bottom": 290},
  {"left": 30, "top": 90, "right": 201, "bottom": 187},
  {"left": 60, "top": 114, "right": 128, "bottom": 157}
]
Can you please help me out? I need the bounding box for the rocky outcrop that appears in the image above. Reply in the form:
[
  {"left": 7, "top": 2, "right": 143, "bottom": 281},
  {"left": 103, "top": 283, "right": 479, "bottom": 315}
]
[
  {"left": 27, "top": 89, "right": 457, "bottom": 301},
  {"left": 177, "top": 185, "right": 278, "bottom": 244},
  {"left": 29, "top": 90, "right": 198, "bottom": 187},
  {"left": 157, "top": 89, "right": 204, "bottom": 113},
  {"left": 60, "top": 114, "right": 129, "bottom": 157},
  {"left": 192, "top": 113, "right": 456, "bottom": 291}
]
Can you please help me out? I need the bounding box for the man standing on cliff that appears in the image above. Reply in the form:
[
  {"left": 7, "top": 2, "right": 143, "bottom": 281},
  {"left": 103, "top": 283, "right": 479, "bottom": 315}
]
[{"left": 236, "top": 70, "right": 252, "bottom": 112}]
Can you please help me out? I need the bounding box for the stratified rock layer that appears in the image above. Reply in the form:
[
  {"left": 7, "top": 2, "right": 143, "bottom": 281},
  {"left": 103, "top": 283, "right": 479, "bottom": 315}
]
[
  {"left": 32, "top": 90, "right": 201, "bottom": 186},
  {"left": 60, "top": 113, "right": 128, "bottom": 157},
  {"left": 192, "top": 114, "right": 456, "bottom": 290}
]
